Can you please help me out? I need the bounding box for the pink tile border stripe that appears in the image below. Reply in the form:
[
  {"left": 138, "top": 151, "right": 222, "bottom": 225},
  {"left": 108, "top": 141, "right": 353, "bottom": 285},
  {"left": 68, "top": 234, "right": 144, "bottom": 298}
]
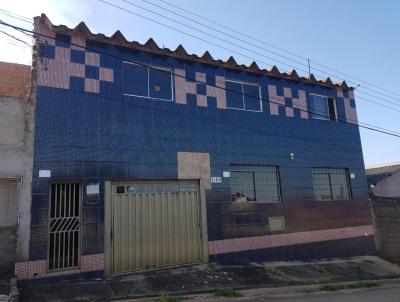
[
  {"left": 15, "top": 253, "right": 104, "bottom": 280},
  {"left": 208, "top": 224, "right": 375, "bottom": 255}
]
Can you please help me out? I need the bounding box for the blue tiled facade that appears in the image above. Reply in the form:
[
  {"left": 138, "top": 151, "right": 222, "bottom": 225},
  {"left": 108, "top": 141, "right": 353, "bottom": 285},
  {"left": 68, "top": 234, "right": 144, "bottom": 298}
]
[{"left": 27, "top": 17, "right": 373, "bottom": 271}]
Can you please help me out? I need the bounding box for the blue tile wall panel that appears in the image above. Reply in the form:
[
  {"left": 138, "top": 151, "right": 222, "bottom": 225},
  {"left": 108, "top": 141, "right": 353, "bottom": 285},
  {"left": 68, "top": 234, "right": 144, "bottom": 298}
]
[{"left": 30, "top": 41, "right": 368, "bottom": 261}]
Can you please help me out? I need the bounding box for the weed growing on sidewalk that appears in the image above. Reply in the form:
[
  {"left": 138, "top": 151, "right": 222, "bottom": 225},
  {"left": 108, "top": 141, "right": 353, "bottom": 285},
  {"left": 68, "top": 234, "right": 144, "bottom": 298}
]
[
  {"left": 154, "top": 292, "right": 182, "bottom": 302},
  {"left": 214, "top": 288, "right": 242, "bottom": 298},
  {"left": 320, "top": 281, "right": 379, "bottom": 292}
]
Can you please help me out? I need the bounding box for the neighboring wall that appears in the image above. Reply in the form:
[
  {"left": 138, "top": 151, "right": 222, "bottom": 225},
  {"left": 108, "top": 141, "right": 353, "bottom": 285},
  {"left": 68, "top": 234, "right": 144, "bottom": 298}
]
[
  {"left": 372, "top": 170, "right": 400, "bottom": 198},
  {"left": 0, "top": 62, "right": 33, "bottom": 273},
  {"left": 372, "top": 196, "right": 400, "bottom": 263}
]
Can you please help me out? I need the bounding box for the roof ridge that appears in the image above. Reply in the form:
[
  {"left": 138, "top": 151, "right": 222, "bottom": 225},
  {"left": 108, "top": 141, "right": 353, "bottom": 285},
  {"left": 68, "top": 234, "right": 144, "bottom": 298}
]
[
  {"left": 366, "top": 161, "right": 400, "bottom": 170},
  {"left": 34, "top": 13, "right": 353, "bottom": 90}
]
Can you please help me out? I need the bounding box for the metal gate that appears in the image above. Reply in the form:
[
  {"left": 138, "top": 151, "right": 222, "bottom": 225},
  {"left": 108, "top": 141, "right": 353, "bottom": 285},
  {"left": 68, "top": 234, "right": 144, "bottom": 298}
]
[
  {"left": 48, "top": 183, "right": 81, "bottom": 271},
  {"left": 0, "top": 178, "right": 20, "bottom": 226},
  {"left": 105, "top": 181, "right": 207, "bottom": 275}
]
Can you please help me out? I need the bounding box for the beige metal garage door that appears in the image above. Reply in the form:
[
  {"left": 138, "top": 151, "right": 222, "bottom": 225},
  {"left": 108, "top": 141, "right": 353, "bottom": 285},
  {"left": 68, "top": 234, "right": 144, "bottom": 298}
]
[{"left": 105, "top": 181, "right": 208, "bottom": 275}]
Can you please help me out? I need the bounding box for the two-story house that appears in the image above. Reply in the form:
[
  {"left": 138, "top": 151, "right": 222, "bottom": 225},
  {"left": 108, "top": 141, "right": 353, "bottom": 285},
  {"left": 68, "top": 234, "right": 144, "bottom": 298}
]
[{"left": 15, "top": 14, "right": 375, "bottom": 279}]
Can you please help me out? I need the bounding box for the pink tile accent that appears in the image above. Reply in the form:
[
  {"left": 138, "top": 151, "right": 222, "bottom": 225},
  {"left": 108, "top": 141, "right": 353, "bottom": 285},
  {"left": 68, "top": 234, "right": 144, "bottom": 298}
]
[
  {"left": 195, "top": 72, "right": 206, "bottom": 83},
  {"left": 336, "top": 88, "right": 344, "bottom": 98},
  {"left": 99, "top": 67, "right": 114, "bottom": 82},
  {"left": 197, "top": 94, "right": 208, "bottom": 107},
  {"left": 34, "top": 18, "right": 56, "bottom": 45},
  {"left": 293, "top": 90, "right": 308, "bottom": 119},
  {"left": 15, "top": 253, "right": 105, "bottom": 280},
  {"left": 174, "top": 68, "right": 196, "bottom": 104},
  {"left": 208, "top": 224, "right": 375, "bottom": 255},
  {"left": 81, "top": 253, "right": 105, "bottom": 272},
  {"left": 37, "top": 47, "right": 85, "bottom": 89},
  {"left": 268, "top": 84, "right": 285, "bottom": 115},
  {"left": 70, "top": 32, "right": 86, "bottom": 51},
  {"left": 174, "top": 69, "right": 227, "bottom": 108},
  {"left": 15, "top": 259, "right": 46, "bottom": 280},
  {"left": 85, "top": 52, "right": 100, "bottom": 66},
  {"left": 206, "top": 75, "right": 227, "bottom": 109},
  {"left": 344, "top": 97, "right": 358, "bottom": 124},
  {"left": 85, "top": 78, "right": 100, "bottom": 93},
  {"left": 284, "top": 87, "right": 292, "bottom": 98},
  {"left": 268, "top": 85, "right": 308, "bottom": 119}
]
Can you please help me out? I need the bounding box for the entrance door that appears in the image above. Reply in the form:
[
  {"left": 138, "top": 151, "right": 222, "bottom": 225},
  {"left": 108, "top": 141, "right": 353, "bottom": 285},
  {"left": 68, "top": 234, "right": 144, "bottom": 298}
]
[
  {"left": 48, "top": 183, "right": 81, "bottom": 271},
  {"left": 105, "top": 181, "right": 207, "bottom": 275}
]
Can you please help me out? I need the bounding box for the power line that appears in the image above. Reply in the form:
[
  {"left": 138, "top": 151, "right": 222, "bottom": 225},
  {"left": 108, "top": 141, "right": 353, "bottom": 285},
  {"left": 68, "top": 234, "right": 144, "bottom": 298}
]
[
  {"left": 155, "top": 0, "right": 400, "bottom": 99},
  {"left": 143, "top": 0, "right": 400, "bottom": 106},
  {"left": 3, "top": 6, "right": 400, "bottom": 113},
  {"left": 1, "top": 19, "right": 400, "bottom": 139},
  {"left": 99, "top": 0, "right": 296, "bottom": 72},
  {"left": 147, "top": 0, "right": 400, "bottom": 106},
  {"left": 0, "top": 9, "right": 32, "bottom": 24},
  {"left": 0, "top": 30, "right": 31, "bottom": 47},
  {"left": 102, "top": 0, "right": 400, "bottom": 112}
]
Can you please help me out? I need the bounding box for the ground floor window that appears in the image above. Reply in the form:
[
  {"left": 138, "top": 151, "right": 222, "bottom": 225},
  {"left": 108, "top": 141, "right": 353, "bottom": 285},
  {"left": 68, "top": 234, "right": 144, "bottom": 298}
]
[
  {"left": 230, "top": 165, "right": 281, "bottom": 203},
  {"left": 312, "top": 168, "right": 352, "bottom": 200}
]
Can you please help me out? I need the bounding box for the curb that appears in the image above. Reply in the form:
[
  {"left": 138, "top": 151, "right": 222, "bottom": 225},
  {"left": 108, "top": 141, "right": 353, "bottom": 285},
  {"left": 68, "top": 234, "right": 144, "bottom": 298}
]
[
  {"left": 9, "top": 277, "right": 19, "bottom": 302},
  {"left": 111, "top": 277, "right": 400, "bottom": 301}
]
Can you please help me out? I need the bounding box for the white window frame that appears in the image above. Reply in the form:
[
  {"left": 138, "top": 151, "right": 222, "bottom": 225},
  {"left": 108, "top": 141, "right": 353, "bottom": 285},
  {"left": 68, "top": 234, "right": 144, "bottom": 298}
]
[
  {"left": 122, "top": 61, "right": 174, "bottom": 102},
  {"left": 309, "top": 93, "right": 337, "bottom": 121},
  {"left": 225, "top": 79, "right": 262, "bottom": 112}
]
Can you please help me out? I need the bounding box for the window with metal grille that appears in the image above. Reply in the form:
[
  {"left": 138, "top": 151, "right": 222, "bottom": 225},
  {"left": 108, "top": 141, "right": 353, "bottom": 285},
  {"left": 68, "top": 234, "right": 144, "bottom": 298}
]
[
  {"left": 48, "top": 183, "right": 81, "bottom": 271},
  {"left": 230, "top": 166, "right": 281, "bottom": 203},
  {"left": 310, "top": 94, "right": 337, "bottom": 121},
  {"left": 312, "top": 168, "right": 352, "bottom": 200}
]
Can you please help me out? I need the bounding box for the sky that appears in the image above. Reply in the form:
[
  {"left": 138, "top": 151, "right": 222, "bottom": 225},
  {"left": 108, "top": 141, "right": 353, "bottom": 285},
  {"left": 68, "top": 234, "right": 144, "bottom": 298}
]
[{"left": 0, "top": 0, "right": 399, "bottom": 167}]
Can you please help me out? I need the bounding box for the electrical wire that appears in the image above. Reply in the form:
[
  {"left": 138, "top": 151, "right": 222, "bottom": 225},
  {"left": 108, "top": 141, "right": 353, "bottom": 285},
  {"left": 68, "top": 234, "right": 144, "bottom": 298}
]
[
  {"left": 0, "top": 9, "right": 32, "bottom": 24},
  {"left": 1, "top": 19, "right": 400, "bottom": 139},
  {"left": 100, "top": 0, "right": 400, "bottom": 111},
  {"left": 155, "top": 0, "right": 400, "bottom": 99},
  {"left": 0, "top": 30, "right": 31, "bottom": 47},
  {"left": 2, "top": 5, "right": 400, "bottom": 113}
]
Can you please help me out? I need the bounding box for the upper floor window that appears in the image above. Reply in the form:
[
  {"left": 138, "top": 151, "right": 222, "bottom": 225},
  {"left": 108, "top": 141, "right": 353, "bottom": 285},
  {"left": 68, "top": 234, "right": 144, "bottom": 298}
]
[
  {"left": 312, "top": 168, "right": 352, "bottom": 200},
  {"left": 226, "top": 80, "right": 261, "bottom": 112},
  {"left": 231, "top": 165, "right": 281, "bottom": 203},
  {"left": 310, "top": 94, "right": 337, "bottom": 121},
  {"left": 122, "top": 62, "right": 173, "bottom": 101}
]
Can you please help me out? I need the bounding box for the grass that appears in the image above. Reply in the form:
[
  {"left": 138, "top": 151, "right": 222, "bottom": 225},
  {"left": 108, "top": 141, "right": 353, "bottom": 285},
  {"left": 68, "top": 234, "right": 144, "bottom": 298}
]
[
  {"left": 314, "top": 265, "right": 331, "bottom": 276},
  {"left": 153, "top": 292, "right": 182, "bottom": 302},
  {"left": 214, "top": 288, "right": 242, "bottom": 298},
  {"left": 320, "top": 281, "right": 379, "bottom": 292},
  {"left": 265, "top": 267, "right": 287, "bottom": 278}
]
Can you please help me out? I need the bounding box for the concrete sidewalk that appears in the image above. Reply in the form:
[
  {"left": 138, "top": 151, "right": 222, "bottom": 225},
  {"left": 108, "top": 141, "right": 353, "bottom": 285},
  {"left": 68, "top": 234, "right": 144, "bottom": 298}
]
[{"left": 18, "top": 256, "right": 400, "bottom": 301}]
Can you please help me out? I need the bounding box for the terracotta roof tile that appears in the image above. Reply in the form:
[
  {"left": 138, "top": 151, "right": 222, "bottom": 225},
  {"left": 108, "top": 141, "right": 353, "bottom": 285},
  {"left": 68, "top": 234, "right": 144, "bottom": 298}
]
[{"left": 34, "top": 13, "right": 353, "bottom": 90}]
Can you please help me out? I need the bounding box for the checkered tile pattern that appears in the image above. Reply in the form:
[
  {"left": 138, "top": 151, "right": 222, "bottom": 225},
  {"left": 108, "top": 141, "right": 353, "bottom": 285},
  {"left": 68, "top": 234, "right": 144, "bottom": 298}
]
[
  {"left": 268, "top": 85, "right": 308, "bottom": 119},
  {"left": 14, "top": 253, "right": 105, "bottom": 280},
  {"left": 337, "top": 88, "right": 358, "bottom": 124},
  {"left": 35, "top": 28, "right": 114, "bottom": 93},
  {"left": 174, "top": 69, "right": 227, "bottom": 108},
  {"left": 344, "top": 90, "right": 358, "bottom": 124},
  {"left": 208, "top": 224, "right": 374, "bottom": 255}
]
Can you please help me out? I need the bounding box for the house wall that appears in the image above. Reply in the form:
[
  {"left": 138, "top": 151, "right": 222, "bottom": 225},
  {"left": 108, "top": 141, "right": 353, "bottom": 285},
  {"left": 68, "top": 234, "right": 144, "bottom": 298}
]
[
  {"left": 372, "top": 196, "right": 400, "bottom": 263},
  {"left": 0, "top": 62, "right": 33, "bottom": 274},
  {"left": 372, "top": 170, "right": 400, "bottom": 197},
  {"left": 18, "top": 20, "right": 375, "bottom": 279}
]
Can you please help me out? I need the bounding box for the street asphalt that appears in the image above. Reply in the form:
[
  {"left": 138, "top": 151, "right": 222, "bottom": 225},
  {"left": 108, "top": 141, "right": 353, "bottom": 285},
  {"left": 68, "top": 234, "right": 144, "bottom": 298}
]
[{"left": 212, "top": 283, "right": 400, "bottom": 302}]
